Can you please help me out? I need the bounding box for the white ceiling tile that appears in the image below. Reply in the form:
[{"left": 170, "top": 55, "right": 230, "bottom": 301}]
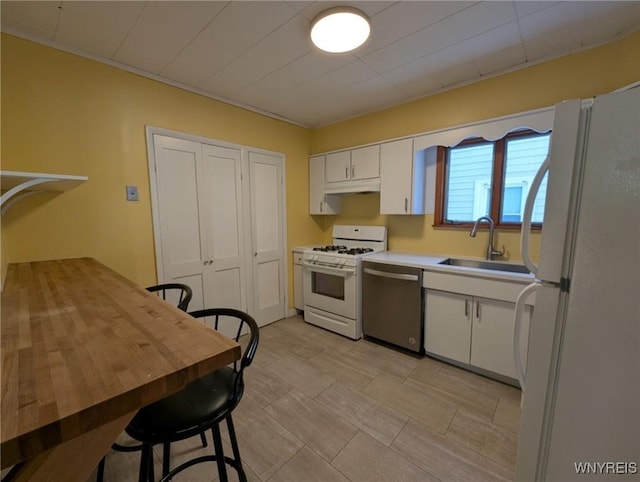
[
  {"left": 514, "top": 1, "right": 560, "bottom": 18},
  {"left": 415, "top": 43, "right": 480, "bottom": 88},
  {"left": 200, "top": 15, "right": 312, "bottom": 95},
  {"left": 435, "top": 60, "right": 481, "bottom": 89},
  {"left": 58, "top": 1, "right": 146, "bottom": 32},
  {"left": 283, "top": 1, "right": 314, "bottom": 14},
  {"left": 450, "top": 1, "right": 517, "bottom": 41},
  {"left": 238, "top": 51, "right": 354, "bottom": 99},
  {"left": 1, "top": 1, "right": 59, "bottom": 39},
  {"left": 113, "top": 2, "right": 226, "bottom": 74},
  {"left": 357, "top": 1, "right": 474, "bottom": 56},
  {"left": 519, "top": 1, "right": 586, "bottom": 60},
  {"left": 54, "top": 2, "right": 146, "bottom": 58},
  {"left": 463, "top": 22, "right": 526, "bottom": 75},
  {"left": 161, "top": 1, "right": 298, "bottom": 85},
  {"left": 381, "top": 58, "right": 446, "bottom": 98},
  {"left": 362, "top": 17, "right": 460, "bottom": 74},
  {"left": 354, "top": 75, "right": 406, "bottom": 105},
  {"left": 582, "top": 2, "right": 640, "bottom": 46},
  {"left": 298, "top": 1, "right": 395, "bottom": 22},
  {"left": 288, "top": 60, "right": 379, "bottom": 99},
  {"left": 472, "top": 42, "right": 526, "bottom": 76}
]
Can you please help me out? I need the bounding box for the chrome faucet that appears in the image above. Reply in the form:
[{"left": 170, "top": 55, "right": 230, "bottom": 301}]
[{"left": 470, "top": 216, "right": 504, "bottom": 260}]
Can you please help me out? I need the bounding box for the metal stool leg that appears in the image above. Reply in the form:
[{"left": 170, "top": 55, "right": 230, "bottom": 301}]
[
  {"left": 226, "top": 416, "right": 241, "bottom": 467},
  {"left": 138, "top": 443, "right": 151, "bottom": 482},
  {"left": 199, "top": 431, "right": 208, "bottom": 448},
  {"left": 162, "top": 442, "right": 171, "bottom": 477},
  {"left": 226, "top": 415, "right": 247, "bottom": 482},
  {"left": 96, "top": 456, "right": 106, "bottom": 482},
  {"left": 211, "top": 425, "right": 228, "bottom": 482}
]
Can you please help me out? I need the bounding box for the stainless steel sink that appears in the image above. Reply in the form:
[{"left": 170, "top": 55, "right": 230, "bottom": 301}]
[{"left": 439, "top": 258, "right": 531, "bottom": 274}]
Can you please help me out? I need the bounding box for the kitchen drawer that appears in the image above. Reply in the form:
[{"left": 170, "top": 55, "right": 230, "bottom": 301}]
[{"left": 423, "top": 270, "right": 534, "bottom": 304}]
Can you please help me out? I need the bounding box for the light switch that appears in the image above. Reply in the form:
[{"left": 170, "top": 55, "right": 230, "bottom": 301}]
[{"left": 126, "top": 185, "right": 139, "bottom": 202}]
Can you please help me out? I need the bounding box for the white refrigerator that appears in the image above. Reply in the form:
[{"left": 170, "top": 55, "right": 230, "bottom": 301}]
[{"left": 514, "top": 87, "right": 639, "bottom": 481}]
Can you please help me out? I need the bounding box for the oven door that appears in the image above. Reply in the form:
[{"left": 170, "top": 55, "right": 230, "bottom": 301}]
[{"left": 303, "top": 261, "right": 357, "bottom": 320}]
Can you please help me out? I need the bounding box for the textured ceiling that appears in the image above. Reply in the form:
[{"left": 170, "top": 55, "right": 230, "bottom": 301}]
[{"left": 2, "top": 1, "right": 639, "bottom": 127}]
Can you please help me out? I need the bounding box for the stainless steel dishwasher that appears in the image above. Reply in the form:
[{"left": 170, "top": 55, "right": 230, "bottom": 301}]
[{"left": 361, "top": 261, "right": 423, "bottom": 353}]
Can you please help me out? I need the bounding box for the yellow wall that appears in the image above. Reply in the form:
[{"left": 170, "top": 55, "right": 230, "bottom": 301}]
[
  {"left": 311, "top": 31, "right": 640, "bottom": 261},
  {"left": 2, "top": 31, "right": 639, "bottom": 307},
  {"left": 0, "top": 34, "right": 319, "bottom": 300}
]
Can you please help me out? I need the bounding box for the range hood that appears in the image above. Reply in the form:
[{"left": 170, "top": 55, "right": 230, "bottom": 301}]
[{"left": 324, "top": 180, "right": 381, "bottom": 194}]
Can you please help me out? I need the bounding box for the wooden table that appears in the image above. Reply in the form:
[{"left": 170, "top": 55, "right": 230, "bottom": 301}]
[{"left": 1, "top": 258, "right": 241, "bottom": 481}]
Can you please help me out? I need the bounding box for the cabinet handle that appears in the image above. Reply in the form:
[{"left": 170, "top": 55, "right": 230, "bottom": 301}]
[
  {"left": 476, "top": 301, "right": 480, "bottom": 319},
  {"left": 351, "top": 165, "right": 355, "bottom": 178},
  {"left": 404, "top": 198, "right": 408, "bottom": 212},
  {"left": 345, "top": 166, "right": 349, "bottom": 179},
  {"left": 464, "top": 300, "right": 469, "bottom": 317},
  {"left": 320, "top": 201, "right": 323, "bottom": 213}
]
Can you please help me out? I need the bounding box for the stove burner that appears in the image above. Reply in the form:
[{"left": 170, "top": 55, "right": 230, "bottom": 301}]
[
  {"left": 337, "top": 247, "right": 374, "bottom": 255},
  {"left": 313, "top": 245, "right": 347, "bottom": 252}
]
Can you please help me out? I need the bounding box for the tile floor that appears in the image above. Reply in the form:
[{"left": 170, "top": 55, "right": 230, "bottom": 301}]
[{"left": 93, "top": 314, "right": 522, "bottom": 482}]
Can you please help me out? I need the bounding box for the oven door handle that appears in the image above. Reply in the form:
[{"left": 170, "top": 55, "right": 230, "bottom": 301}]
[{"left": 303, "top": 262, "right": 355, "bottom": 277}]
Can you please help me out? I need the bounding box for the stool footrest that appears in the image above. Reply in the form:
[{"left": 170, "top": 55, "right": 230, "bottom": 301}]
[{"left": 158, "top": 454, "right": 247, "bottom": 482}]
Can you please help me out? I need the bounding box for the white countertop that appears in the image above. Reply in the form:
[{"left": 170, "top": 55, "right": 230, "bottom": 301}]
[
  {"left": 363, "top": 251, "right": 447, "bottom": 269},
  {"left": 292, "top": 245, "right": 318, "bottom": 252},
  {"left": 364, "top": 251, "right": 535, "bottom": 284}
]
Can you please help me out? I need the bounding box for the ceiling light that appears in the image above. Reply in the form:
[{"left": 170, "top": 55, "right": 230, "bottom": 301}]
[{"left": 310, "top": 7, "right": 371, "bottom": 53}]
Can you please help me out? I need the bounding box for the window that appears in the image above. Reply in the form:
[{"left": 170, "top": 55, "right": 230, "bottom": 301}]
[{"left": 435, "top": 130, "right": 550, "bottom": 228}]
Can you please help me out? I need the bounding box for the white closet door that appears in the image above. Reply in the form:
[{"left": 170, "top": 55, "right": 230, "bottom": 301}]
[
  {"left": 153, "top": 135, "right": 208, "bottom": 310},
  {"left": 201, "top": 144, "right": 246, "bottom": 312},
  {"left": 248, "top": 151, "right": 285, "bottom": 326}
]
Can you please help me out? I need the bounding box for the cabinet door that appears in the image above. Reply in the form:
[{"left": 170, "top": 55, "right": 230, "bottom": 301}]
[
  {"left": 153, "top": 134, "right": 209, "bottom": 311},
  {"left": 309, "top": 155, "right": 340, "bottom": 214},
  {"left": 202, "top": 144, "right": 246, "bottom": 313},
  {"left": 380, "top": 138, "right": 416, "bottom": 214},
  {"left": 424, "top": 290, "right": 472, "bottom": 363},
  {"left": 249, "top": 151, "right": 286, "bottom": 326},
  {"left": 470, "top": 297, "right": 520, "bottom": 378},
  {"left": 325, "top": 151, "right": 351, "bottom": 183},
  {"left": 350, "top": 145, "right": 380, "bottom": 180}
]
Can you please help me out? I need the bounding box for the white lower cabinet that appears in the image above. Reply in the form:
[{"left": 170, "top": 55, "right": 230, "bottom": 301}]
[
  {"left": 424, "top": 290, "right": 472, "bottom": 363},
  {"left": 425, "top": 289, "right": 531, "bottom": 380},
  {"left": 470, "top": 296, "right": 531, "bottom": 379}
]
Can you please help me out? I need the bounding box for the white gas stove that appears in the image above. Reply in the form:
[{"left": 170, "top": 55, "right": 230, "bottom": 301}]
[{"left": 302, "top": 225, "right": 387, "bottom": 339}]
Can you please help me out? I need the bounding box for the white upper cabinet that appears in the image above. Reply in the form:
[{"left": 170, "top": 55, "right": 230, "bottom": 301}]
[
  {"left": 325, "top": 151, "right": 352, "bottom": 184},
  {"left": 309, "top": 155, "right": 340, "bottom": 215},
  {"left": 380, "top": 138, "right": 426, "bottom": 215},
  {"left": 325, "top": 145, "right": 380, "bottom": 189},
  {"left": 350, "top": 145, "right": 380, "bottom": 181}
]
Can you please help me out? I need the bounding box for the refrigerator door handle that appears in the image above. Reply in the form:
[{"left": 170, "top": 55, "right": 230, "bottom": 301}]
[
  {"left": 513, "top": 282, "right": 539, "bottom": 390},
  {"left": 520, "top": 156, "right": 550, "bottom": 276}
]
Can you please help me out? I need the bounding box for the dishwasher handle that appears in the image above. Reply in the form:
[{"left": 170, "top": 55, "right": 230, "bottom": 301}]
[{"left": 363, "top": 267, "right": 419, "bottom": 282}]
